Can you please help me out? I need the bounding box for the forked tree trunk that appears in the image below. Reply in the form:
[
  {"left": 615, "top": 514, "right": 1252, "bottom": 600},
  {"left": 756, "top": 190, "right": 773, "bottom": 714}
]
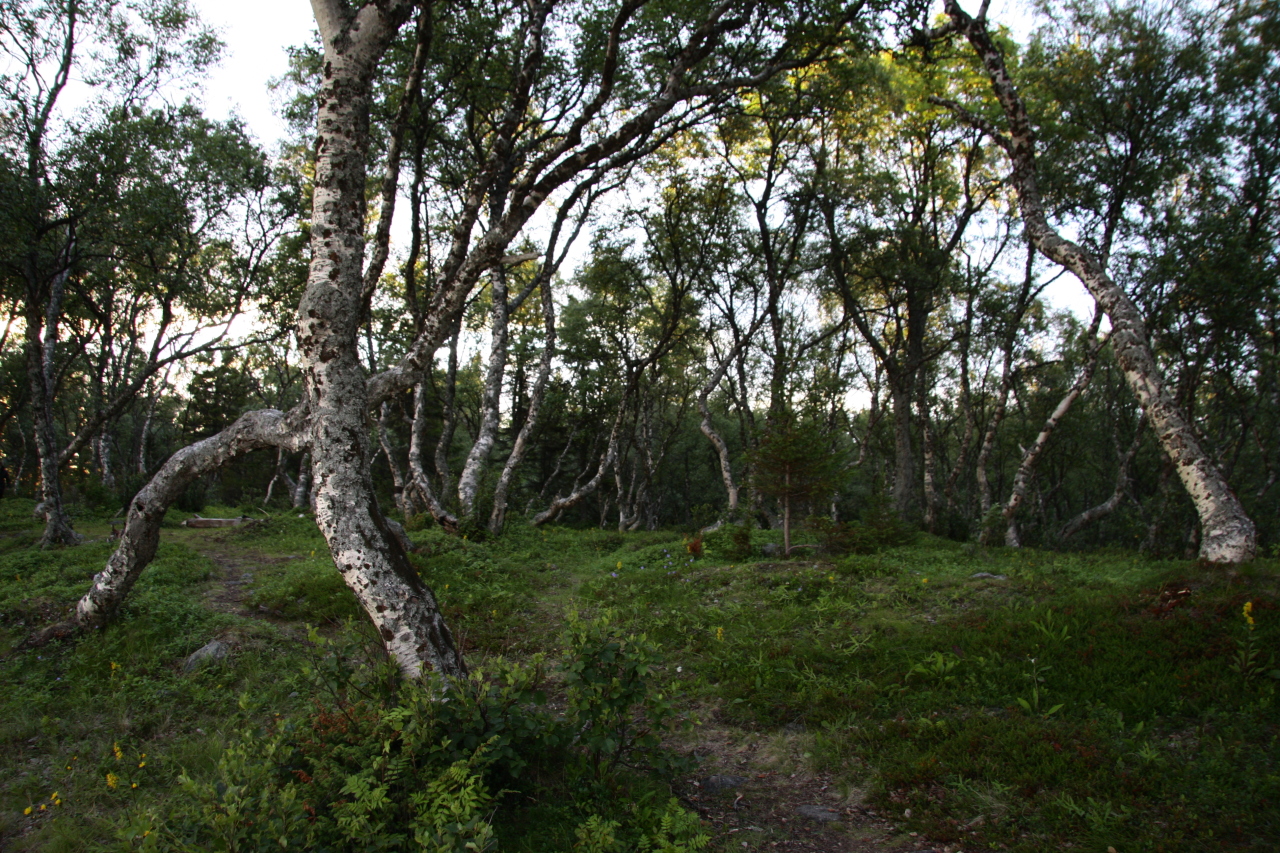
[{"left": 940, "top": 1, "right": 1256, "bottom": 563}]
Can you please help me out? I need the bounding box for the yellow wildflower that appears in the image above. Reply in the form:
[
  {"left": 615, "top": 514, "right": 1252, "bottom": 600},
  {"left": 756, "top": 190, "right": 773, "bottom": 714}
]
[
  {"left": 131, "top": 783, "right": 138, "bottom": 789},
  {"left": 54, "top": 799, "right": 61, "bottom": 806},
  {"left": 715, "top": 627, "right": 724, "bottom": 642},
  {"left": 113, "top": 743, "right": 123, "bottom": 761},
  {"left": 39, "top": 804, "right": 46, "bottom": 811},
  {"left": 106, "top": 773, "right": 118, "bottom": 789},
  {"left": 50, "top": 792, "right": 58, "bottom": 800},
  {"left": 617, "top": 561, "right": 622, "bottom": 570},
  {"left": 110, "top": 661, "right": 119, "bottom": 671},
  {"left": 23, "top": 807, "right": 31, "bottom": 816},
  {"left": 138, "top": 761, "right": 146, "bottom": 768},
  {"left": 1244, "top": 601, "right": 1255, "bottom": 630}
]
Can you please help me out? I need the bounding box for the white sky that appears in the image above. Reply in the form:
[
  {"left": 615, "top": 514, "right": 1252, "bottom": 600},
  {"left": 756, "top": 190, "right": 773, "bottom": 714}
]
[{"left": 191, "top": 1, "right": 315, "bottom": 150}]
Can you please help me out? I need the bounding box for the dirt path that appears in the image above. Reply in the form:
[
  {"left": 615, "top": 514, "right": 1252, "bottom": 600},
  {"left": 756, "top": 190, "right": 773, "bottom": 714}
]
[
  {"left": 675, "top": 725, "right": 961, "bottom": 853},
  {"left": 174, "top": 528, "right": 958, "bottom": 853}
]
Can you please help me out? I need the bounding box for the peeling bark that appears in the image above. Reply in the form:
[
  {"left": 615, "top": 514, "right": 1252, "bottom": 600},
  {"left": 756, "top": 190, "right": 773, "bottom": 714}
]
[{"left": 937, "top": 2, "right": 1257, "bottom": 563}]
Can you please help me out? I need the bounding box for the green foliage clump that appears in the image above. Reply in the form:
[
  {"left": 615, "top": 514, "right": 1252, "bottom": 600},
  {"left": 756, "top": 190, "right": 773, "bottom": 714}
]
[{"left": 131, "top": 613, "right": 700, "bottom": 851}]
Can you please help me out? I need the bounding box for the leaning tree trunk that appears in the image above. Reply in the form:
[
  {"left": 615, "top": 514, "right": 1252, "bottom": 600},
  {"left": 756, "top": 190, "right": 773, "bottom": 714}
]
[
  {"left": 939, "top": 1, "right": 1256, "bottom": 563},
  {"left": 74, "top": 410, "right": 297, "bottom": 632},
  {"left": 1060, "top": 413, "right": 1147, "bottom": 541},
  {"left": 1001, "top": 332, "right": 1105, "bottom": 547},
  {"left": 299, "top": 0, "right": 464, "bottom": 678}
]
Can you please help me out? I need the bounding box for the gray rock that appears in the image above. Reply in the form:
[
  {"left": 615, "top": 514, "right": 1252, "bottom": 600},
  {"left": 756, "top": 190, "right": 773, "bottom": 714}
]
[
  {"left": 796, "top": 805, "right": 842, "bottom": 823},
  {"left": 970, "top": 572, "right": 1007, "bottom": 580},
  {"left": 182, "top": 639, "right": 230, "bottom": 673},
  {"left": 701, "top": 774, "right": 748, "bottom": 793}
]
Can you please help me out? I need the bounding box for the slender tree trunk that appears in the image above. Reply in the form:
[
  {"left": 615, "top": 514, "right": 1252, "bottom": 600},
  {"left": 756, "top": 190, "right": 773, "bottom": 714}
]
[
  {"left": 409, "top": 380, "right": 461, "bottom": 533},
  {"left": 291, "top": 452, "right": 312, "bottom": 509},
  {"left": 1060, "top": 413, "right": 1146, "bottom": 541},
  {"left": 26, "top": 257, "right": 81, "bottom": 548},
  {"left": 1001, "top": 337, "right": 1105, "bottom": 547},
  {"left": 376, "top": 402, "right": 415, "bottom": 520},
  {"left": 456, "top": 267, "right": 508, "bottom": 517},
  {"left": 940, "top": 2, "right": 1257, "bottom": 563},
  {"left": 489, "top": 275, "right": 555, "bottom": 534},
  {"left": 434, "top": 318, "right": 461, "bottom": 497}
]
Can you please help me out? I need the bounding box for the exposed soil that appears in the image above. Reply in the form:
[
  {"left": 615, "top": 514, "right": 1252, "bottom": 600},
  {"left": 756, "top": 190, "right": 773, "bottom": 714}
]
[
  {"left": 675, "top": 725, "right": 963, "bottom": 853},
  {"left": 176, "top": 528, "right": 967, "bottom": 852}
]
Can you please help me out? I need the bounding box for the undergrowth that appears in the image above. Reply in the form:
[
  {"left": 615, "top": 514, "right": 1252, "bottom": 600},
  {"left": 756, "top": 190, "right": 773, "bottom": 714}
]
[{"left": 0, "top": 502, "right": 1277, "bottom": 851}]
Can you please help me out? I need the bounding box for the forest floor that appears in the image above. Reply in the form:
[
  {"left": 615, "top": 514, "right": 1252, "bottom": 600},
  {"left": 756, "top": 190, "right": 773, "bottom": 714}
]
[
  {"left": 183, "top": 526, "right": 936, "bottom": 853},
  {"left": 1, "top": 502, "right": 1278, "bottom": 851}
]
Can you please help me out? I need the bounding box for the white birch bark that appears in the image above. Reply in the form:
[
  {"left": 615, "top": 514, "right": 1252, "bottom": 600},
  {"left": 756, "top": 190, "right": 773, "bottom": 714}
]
[
  {"left": 73, "top": 410, "right": 299, "bottom": 632},
  {"left": 300, "top": 0, "right": 464, "bottom": 678},
  {"left": 489, "top": 275, "right": 555, "bottom": 534},
  {"left": 456, "top": 267, "right": 509, "bottom": 517},
  {"left": 939, "top": 1, "right": 1257, "bottom": 563}
]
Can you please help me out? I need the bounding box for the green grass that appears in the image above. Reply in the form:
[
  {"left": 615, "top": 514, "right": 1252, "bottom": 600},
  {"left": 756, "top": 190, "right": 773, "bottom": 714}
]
[{"left": 0, "top": 502, "right": 1277, "bottom": 851}]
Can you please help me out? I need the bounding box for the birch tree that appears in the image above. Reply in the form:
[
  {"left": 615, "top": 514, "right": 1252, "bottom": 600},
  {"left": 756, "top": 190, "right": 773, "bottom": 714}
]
[
  {"left": 61, "top": 0, "right": 894, "bottom": 678},
  {"left": 928, "top": 0, "right": 1257, "bottom": 563}
]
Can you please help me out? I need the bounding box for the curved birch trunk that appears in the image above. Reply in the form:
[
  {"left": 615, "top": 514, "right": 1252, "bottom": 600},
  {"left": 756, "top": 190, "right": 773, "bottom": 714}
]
[
  {"left": 300, "top": 0, "right": 464, "bottom": 679},
  {"left": 532, "top": 401, "right": 625, "bottom": 526},
  {"left": 698, "top": 333, "right": 754, "bottom": 520},
  {"left": 1060, "top": 413, "right": 1146, "bottom": 541},
  {"left": 456, "top": 266, "right": 509, "bottom": 517},
  {"left": 489, "top": 276, "right": 555, "bottom": 535},
  {"left": 73, "top": 410, "right": 297, "bottom": 631},
  {"left": 940, "top": 1, "right": 1257, "bottom": 563}
]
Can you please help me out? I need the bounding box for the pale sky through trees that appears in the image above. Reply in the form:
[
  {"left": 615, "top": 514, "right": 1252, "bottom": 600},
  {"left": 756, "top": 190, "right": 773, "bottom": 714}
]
[{"left": 189, "top": 0, "right": 1092, "bottom": 319}]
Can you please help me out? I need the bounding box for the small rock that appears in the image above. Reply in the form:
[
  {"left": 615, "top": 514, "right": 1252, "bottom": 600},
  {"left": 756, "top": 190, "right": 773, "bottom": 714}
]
[
  {"left": 182, "top": 639, "right": 230, "bottom": 673},
  {"left": 904, "top": 808, "right": 912, "bottom": 818},
  {"left": 970, "top": 572, "right": 1007, "bottom": 580},
  {"left": 701, "top": 774, "right": 748, "bottom": 793},
  {"left": 795, "top": 805, "right": 841, "bottom": 823}
]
